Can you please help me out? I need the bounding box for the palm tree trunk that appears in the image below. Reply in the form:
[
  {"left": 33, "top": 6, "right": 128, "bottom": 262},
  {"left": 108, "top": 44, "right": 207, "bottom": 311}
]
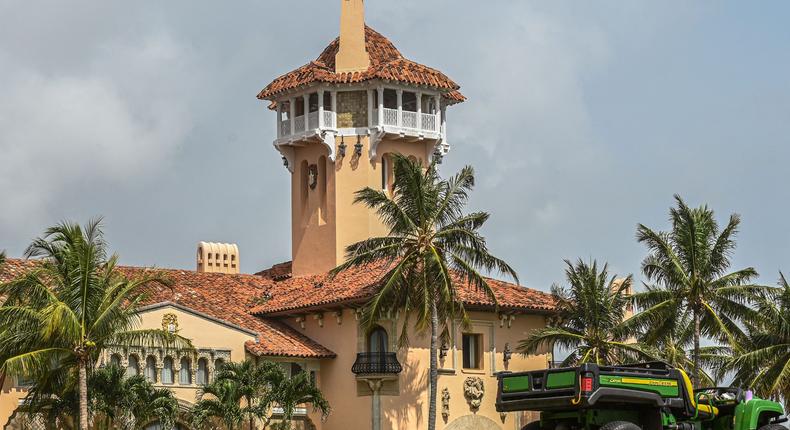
[
  {"left": 79, "top": 359, "right": 89, "bottom": 430},
  {"left": 693, "top": 307, "right": 701, "bottom": 388},
  {"left": 428, "top": 295, "right": 439, "bottom": 430}
]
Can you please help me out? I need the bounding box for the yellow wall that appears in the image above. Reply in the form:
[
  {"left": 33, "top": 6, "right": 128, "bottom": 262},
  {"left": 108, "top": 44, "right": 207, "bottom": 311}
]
[
  {"left": 0, "top": 376, "right": 27, "bottom": 429},
  {"left": 282, "top": 308, "right": 550, "bottom": 430},
  {"left": 290, "top": 135, "right": 432, "bottom": 276}
]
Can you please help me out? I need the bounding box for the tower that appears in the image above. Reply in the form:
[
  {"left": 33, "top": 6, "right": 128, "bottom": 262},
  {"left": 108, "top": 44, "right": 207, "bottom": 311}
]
[{"left": 258, "top": 0, "right": 465, "bottom": 276}]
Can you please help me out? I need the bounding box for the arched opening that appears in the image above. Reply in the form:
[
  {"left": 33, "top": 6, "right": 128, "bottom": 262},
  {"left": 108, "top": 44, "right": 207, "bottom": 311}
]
[
  {"left": 109, "top": 353, "right": 122, "bottom": 369},
  {"left": 367, "top": 326, "right": 389, "bottom": 353},
  {"left": 179, "top": 357, "right": 192, "bottom": 385},
  {"left": 161, "top": 357, "right": 174, "bottom": 385},
  {"left": 145, "top": 356, "right": 157, "bottom": 383},
  {"left": 214, "top": 358, "right": 225, "bottom": 381},
  {"left": 126, "top": 355, "right": 140, "bottom": 377},
  {"left": 196, "top": 358, "right": 208, "bottom": 385}
]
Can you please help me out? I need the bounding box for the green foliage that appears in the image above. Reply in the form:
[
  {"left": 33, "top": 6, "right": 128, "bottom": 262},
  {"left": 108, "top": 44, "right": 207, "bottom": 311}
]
[
  {"left": 331, "top": 154, "right": 516, "bottom": 430},
  {"left": 0, "top": 219, "right": 191, "bottom": 429},
  {"left": 518, "top": 259, "right": 647, "bottom": 366},
  {"left": 630, "top": 195, "right": 766, "bottom": 386},
  {"left": 191, "top": 360, "right": 329, "bottom": 430}
]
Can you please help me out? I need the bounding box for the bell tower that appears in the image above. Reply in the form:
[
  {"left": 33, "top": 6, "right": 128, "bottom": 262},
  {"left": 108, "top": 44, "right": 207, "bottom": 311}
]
[{"left": 258, "top": 1, "right": 465, "bottom": 276}]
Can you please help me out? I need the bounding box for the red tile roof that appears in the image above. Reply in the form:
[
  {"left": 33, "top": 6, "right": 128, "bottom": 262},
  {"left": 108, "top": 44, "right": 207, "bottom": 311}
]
[
  {"left": 257, "top": 26, "right": 465, "bottom": 104},
  {"left": 252, "top": 261, "right": 556, "bottom": 316},
  {"left": 0, "top": 259, "right": 335, "bottom": 359}
]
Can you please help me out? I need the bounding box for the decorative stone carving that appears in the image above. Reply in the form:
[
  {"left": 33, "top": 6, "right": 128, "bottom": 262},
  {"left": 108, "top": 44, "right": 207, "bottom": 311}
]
[
  {"left": 162, "top": 313, "right": 179, "bottom": 333},
  {"left": 441, "top": 387, "right": 450, "bottom": 420},
  {"left": 463, "top": 377, "right": 485, "bottom": 411},
  {"left": 500, "top": 411, "right": 507, "bottom": 423},
  {"left": 503, "top": 342, "right": 513, "bottom": 369}
]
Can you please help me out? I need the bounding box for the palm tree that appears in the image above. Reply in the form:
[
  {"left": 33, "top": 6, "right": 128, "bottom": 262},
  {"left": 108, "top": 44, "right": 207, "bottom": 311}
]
[
  {"left": 90, "top": 364, "right": 179, "bottom": 430},
  {"left": 726, "top": 273, "right": 790, "bottom": 410},
  {"left": 632, "top": 195, "right": 762, "bottom": 387},
  {"left": 191, "top": 376, "right": 247, "bottom": 430},
  {"left": 268, "top": 370, "right": 330, "bottom": 430},
  {"left": 331, "top": 154, "right": 517, "bottom": 430},
  {"left": 213, "top": 360, "right": 281, "bottom": 430},
  {"left": 0, "top": 219, "right": 191, "bottom": 430},
  {"left": 518, "top": 259, "right": 645, "bottom": 366}
]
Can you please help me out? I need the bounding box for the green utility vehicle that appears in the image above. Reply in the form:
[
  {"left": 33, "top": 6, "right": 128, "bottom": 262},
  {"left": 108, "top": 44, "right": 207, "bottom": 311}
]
[{"left": 496, "top": 362, "right": 786, "bottom": 430}]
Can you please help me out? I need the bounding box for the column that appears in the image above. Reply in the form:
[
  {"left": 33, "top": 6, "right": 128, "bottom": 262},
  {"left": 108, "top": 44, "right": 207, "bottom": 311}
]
[
  {"left": 277, "top": 103, "right": 283, "bottom": 138},
  {"left": 331, "top": 91, "right": 337, "bottom": 128},
  {"left": 434, "top": 95, "right": 442, "bottom": 133},
  {"left": 396, "top": 89, "right": 403, "bottom": 127},
  {"left": 318, "top": 90, "right": 325, "bottom": 128},
  {"left": 416, "top": 92, "right": 422, "bottom": 130},
  {"left": 367, "top": 379, "right": 383, "bottom": 430},
  {"left": 377, "top": 86, "right": 384, "bottom": 126},
  {"left": 367, "top": 88, "right": 374, "bottom": 128},
  {"left": 303, "top": 93, "right": 310, "bottom": 131},
  {"left": 289, "top": 97, "right": 296, "bottom": 136}
]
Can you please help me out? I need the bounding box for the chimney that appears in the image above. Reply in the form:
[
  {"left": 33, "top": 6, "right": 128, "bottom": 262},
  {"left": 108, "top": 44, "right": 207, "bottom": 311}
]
[
  {"left": 197, "top": 242, "right": 239, "bottom": 274},
  {"left": 335, "top": 0, "right": 370, "bottom": 73}
]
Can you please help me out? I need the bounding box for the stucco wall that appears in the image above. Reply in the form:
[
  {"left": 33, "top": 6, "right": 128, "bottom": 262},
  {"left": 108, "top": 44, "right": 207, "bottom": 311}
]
[
  {"left": 283, "top": 308, "right": 550, "bottom": 430},
  {"left": 291, "top": 134, "right": 432, "bottom": 276}
]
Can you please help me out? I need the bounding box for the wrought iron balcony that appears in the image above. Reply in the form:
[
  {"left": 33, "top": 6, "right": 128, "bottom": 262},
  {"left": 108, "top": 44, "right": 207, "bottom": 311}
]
[{"left": 351, "top": 352, "right": 402, "bottom": 375}]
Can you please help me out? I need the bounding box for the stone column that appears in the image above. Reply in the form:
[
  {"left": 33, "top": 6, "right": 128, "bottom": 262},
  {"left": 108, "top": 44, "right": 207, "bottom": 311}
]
[
  {"left": 416, "top": 92, "right": 422, "bottom": 130},
  {"left": 303, "top": 93, "right": 310, "bottom": 131},
  {"left": 367, "top": 88, "right": 374, "bottom": 128},
  {"left": 396, "top": 89, "right": 403, "bottom": 127},
  {"left": 277, "top": 103, "right": 283, "bottom": 138},
  {"left": 435, "top": 95, "right": 442, "bottom": 133},
  {"left": 289, "top": 98, "right": 296, "bottom": 136},
  {"left": 318, "top": 89, "right": 325, "bottom": 128},
  {"left": 377, "top": 86, "right": 384, "bottom": 126},
  {"left": 367, "top": 379, "right": 383, "bottom": 430}
]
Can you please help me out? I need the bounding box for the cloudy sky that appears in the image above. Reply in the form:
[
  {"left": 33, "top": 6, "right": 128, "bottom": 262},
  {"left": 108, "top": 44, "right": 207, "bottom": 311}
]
[{"left": 1, "top": 1, "right": 789, "bottom": 291}]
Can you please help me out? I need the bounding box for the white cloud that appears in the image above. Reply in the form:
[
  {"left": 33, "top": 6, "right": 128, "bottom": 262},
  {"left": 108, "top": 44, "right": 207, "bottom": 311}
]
[{"left": 0, "top": 31, "right": 194, "bottom": 234}]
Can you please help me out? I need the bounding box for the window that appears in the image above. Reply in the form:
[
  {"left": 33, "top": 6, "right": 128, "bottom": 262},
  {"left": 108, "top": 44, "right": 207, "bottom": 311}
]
[
  {"left": 462, "top": 334, "right": 483, "bottom": 369},
  {"left": 290, "top": 363, "right": 304, "bottom": 376},
  {"left": 109, "top": 354, "right": 121, "bottom": 369},
  {"left": 402, "top": 91, "right": 417, "bottom": 112},
  {"left": 145, "top": 356, "right": 157, "bottom": 383},
  {"left": 196, "top": 358, "right": 208, "bottom": 385},
  {"left": 214, "top": 359, "right": 225, "bottom": 375},
  {"left": 179, "top": 358, "right": 192, "bottom": 385},
  {"left": 383, "top": 89, "right": 397, "bottom": 109},
  {"left": 367, "top": 326, "right": 388, "bottom": 353},
  {"left": 126, "top": 355, "right": 140, "bottom": 377},
  {"left": 161, "top": 357, "right": 174, "bottom": 385}
]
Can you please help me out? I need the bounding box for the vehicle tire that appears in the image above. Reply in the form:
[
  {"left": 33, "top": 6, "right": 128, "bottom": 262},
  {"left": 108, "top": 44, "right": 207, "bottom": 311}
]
[
  {"left": 599, "top": 421, "right": 642, "bottom": 430},
  {"left": 757, "top": 425, "right": 786, "bottom": 430},
  {"left": 521, "top": 421, "right": 542, "bottom": 430}
]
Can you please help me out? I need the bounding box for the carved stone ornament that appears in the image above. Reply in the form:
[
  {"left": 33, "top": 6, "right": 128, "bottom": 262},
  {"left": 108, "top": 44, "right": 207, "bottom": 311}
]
[
  {"left": 308, "top": 164, "right": 318, "bottom": 190},
  {"left": 441, "top": 387, "right": 450, "bottom": 420},
  {"left": 463, "top": 376, "right": 485, "bottom": 410},
  {"left": 161, "top": 313, "right": 179, "bottom": 333},
  {"left": 500, "top": 411, "right": 507, "bottom": 423}
]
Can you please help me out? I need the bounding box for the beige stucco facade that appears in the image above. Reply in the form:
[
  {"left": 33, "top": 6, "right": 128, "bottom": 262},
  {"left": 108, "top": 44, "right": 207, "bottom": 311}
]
[{"left": 279, "top": 308, "right": 549, "bottom": 430}]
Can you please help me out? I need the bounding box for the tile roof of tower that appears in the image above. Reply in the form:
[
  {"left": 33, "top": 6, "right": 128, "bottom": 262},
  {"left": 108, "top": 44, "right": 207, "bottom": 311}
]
[
  {"left": 0, "top": 258, "right": 335, "bottom": 359},
  {"left": 257, "top": 26, "right": 465, "bottom": 104},
  {"left": 251, "top": 261, "right": 556, "bottom": 316}
]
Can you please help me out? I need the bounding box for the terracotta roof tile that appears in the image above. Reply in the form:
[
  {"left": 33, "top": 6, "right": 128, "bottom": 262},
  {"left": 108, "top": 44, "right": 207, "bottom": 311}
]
[
  {"left": 257, "top": 26, "right": 465, "bottom": 104},
  {"left": 251, "top": 261, "right": 556, "bottom": 316},
  {"left": 0, "top": 259, "right": 335, "bottom": 359}
]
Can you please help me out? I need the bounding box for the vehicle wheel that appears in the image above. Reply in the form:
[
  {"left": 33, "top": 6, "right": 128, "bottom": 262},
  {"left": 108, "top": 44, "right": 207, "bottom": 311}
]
[
  {"left": 599, "top": 421, "right": 642, "bottom": 430},
  {"left": 521, "top": 421, "right": 542, "bottom": 430},
  {"left": 757, "top": 425, "right": 786, "bottom": 430}
]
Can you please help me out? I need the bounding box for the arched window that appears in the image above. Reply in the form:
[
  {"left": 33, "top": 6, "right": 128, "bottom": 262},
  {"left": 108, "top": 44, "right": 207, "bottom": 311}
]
[
  {"left": 109, "top": 354, "right": 121, "bottom": 369},
  {"left": 179, "top": 357, "right": 192, "bottom": 385},
  {"left": 196, "top": 358, "right": 208, "bottom": 385},
  {"left": 214, "top": 358, "right": 225, "bottom": 374},
  {"left": 161, "top": 357, "right": 174, "bottom": 385},
  {"left": 126, "top": 355, "right": 140, "bottom": 377},
  {"left": 145, "top": 356, "right": 157, "bottom": 383},
  {"left": 368, "top": 326, "right": 389, "bottom": 353}
]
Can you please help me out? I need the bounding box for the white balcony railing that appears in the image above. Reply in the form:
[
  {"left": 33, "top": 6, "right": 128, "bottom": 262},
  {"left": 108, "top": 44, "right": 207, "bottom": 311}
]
[
  {"left": 294, "top": 115, "right": 305, "bottom": 133},
  {"left": 279, "top": 108, "right": 439, "bottom": 138},
  {"left": 308, "top": 111, "right": 319, "bottom": 130},
  {"left": 323, "top": 110, "right": 336, "bottom": 129}
]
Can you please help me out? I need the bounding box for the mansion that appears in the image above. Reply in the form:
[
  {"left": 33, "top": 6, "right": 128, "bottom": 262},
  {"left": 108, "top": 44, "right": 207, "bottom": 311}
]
[{"left": 0, "top": 1, "right": 556, "bottom": 429}]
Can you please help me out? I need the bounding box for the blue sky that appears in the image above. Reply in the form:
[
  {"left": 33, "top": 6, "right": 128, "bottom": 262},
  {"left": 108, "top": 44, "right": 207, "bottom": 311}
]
[{"left": 1, "top": 1, "right": 788, "bottom": 291}]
